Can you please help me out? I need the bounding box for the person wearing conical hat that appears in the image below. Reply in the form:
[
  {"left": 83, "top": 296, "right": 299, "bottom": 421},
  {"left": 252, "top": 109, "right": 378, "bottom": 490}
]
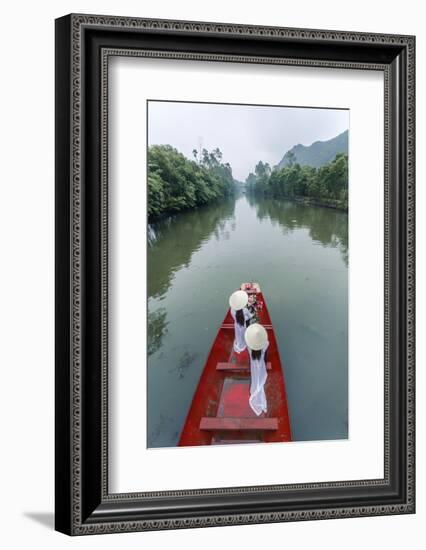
[
  {"left": 245, "top": 323, "right": 269, "bottom": 416},
  {"left": 229, "top": 290, "right": 253, "bottom": 354}
]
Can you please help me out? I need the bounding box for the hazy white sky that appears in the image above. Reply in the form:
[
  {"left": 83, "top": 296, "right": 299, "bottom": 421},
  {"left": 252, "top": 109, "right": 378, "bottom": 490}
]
[{"left": 148, "top": 101, "right": 349, "bottom": 181}]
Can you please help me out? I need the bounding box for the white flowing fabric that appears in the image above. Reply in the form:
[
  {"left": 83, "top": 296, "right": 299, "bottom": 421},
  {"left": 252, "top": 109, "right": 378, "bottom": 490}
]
[
  {"left": 231, "top": 308, "right": 252, "bottom": 353},
  {"left": 249, "top": 341, "right": 269, "bottom": 416}
]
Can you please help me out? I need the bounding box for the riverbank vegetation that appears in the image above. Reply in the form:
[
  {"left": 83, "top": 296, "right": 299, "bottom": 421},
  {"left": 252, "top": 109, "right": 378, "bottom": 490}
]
[
  {"left": 245, "top": 153, "right": 348, "bottom": 211},
  {"left": 148, "top": 145, "right": 235, "bottom": 220}
]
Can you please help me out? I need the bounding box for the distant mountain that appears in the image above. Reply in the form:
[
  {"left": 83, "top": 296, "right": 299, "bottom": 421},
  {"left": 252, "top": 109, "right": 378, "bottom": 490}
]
[{"left": 275, "top": 130, "right": 348, "bottom": 170}]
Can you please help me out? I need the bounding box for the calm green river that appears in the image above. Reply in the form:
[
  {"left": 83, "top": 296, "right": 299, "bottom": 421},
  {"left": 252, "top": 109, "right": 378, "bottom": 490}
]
[{"left": 147, "top": 194, "right": 348, "bottom": 447}]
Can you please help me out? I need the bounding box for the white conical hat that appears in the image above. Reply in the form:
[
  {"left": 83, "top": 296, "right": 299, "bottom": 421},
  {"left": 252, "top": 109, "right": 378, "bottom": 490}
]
[
  {"left": 229, "top": 290, "right": 248, "bottom": 311},
  {"left": 245, "top": 323, "right": 268, "bottom": 350}
]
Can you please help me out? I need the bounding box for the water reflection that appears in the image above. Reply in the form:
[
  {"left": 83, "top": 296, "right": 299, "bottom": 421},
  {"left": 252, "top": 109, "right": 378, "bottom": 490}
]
[
  {"left": 148, "top": 199, "right": 236, "bottom": 299},
  {"left": 147, "top": 308, "right": 168, "bottom": 357},
  {"left": 147, "top": 199, "right": 235, "bottom": 359},
  {"left": 168, "top": 351, "right": 199, "bottom": 380},
  {"left": 247, "top": 195, "right": 348, "bottom": 266}
]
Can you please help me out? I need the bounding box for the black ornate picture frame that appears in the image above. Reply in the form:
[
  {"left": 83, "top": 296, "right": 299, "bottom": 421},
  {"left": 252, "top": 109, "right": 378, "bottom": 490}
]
[{"left": 55, "top": 14, "right": 415, "bottom": 535}]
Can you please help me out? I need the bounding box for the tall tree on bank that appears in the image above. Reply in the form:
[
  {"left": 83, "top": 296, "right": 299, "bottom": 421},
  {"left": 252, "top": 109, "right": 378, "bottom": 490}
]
[{"left": 148, "top": 145, "right": 235, "bottom": 220}]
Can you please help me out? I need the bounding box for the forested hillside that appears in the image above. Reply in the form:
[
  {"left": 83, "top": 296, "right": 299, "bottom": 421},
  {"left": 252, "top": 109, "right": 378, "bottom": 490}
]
[{"left": 276, "top": 130, "right": 348, "bottom": 170}]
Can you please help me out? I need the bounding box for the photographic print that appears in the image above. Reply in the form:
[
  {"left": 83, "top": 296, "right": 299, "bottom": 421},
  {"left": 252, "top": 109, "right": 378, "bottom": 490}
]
[{"left": 147, "top": 100, "right": 349, "bottom": 448}]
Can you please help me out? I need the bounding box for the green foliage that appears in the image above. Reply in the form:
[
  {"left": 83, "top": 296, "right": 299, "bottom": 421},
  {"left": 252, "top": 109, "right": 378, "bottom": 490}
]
[
  {"left": 246, "top": 153, "right": 348, "bottom": 210},
  {"left": 148, "top": 145, "right": 235, "bottom": 220}
]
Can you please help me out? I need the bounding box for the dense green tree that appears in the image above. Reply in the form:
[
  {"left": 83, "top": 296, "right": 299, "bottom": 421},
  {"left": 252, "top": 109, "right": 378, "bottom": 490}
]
[
  {"left": 148, "top": 145, "right": 235, "bottom": 220},
  {"left": 246, "top": 153, "right": 348, "bottom": 211},
  {"left": 147, "top": 171, "right": 166, "bottom": 218}
]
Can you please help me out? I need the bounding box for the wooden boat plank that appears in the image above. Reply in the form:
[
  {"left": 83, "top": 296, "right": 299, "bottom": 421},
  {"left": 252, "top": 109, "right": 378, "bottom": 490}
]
[
  {"left": 200, "top": 417, "right": 278, "bottom": 431},
  {"left": 216, "top": 361, "right": 272, "bottom": 371},
  {"left": 211, "top": 438, "right": 261, "bottom": 445}
]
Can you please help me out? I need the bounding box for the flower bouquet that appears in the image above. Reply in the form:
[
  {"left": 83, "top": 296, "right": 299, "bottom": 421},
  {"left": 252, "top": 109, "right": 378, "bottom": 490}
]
[{"left": 248, "top": 293, "right": 260, "bottom": 324}]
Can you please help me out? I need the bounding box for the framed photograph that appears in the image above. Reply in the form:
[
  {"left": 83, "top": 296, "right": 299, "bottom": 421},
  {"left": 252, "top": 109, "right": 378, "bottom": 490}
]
[{"left": 55, "top": 14, "right": 415, "bottom": 535}]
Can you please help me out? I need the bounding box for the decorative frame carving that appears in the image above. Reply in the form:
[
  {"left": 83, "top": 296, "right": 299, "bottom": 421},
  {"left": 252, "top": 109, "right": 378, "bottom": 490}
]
[{"left": 55, "top": 14, "right": 415, "bottom": 535}]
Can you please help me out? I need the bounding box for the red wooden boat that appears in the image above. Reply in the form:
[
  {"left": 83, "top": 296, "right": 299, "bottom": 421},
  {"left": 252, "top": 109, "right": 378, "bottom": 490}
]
[{"left": 178, "top": 283, "right": 292, "bottom": 446}]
